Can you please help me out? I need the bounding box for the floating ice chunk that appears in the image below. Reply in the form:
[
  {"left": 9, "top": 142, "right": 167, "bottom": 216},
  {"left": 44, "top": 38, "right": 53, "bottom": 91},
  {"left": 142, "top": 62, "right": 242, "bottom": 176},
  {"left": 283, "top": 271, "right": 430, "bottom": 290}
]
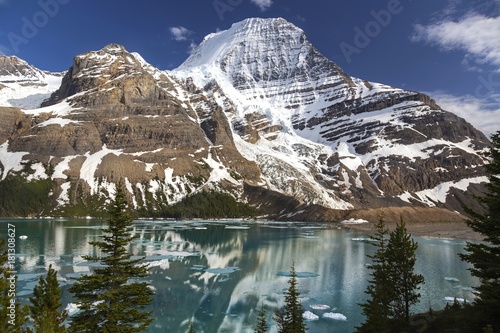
[
  {"left": 444, "top": 277, "right": 459, "bottom": 282},
  {"left": 224, "top": 225, "right": 250, "bottom": 230},
  {"left": 206, "top": 267, "right": 240, "bottom": 274},
  {"left": 303, "top": 311, "right": 319, "bottom": 320},
  {"left": 444, "top": 297, "right": 465, "bottom": 303},
  {"left": 190, "top": 265, "right": 206, "bottom": 271},
  {"left": 323, "top": 312, "right": 347, "bottom": 321},
  {"left": 351, "top": 237, "right": 376, "bottom": 243},
  {"left": 145, "top": 259, "right": 170, "bottom": 269},
  {"left": 341, "top": 218, "right": 369, "bottom": 224},
  {"left": 277, "top": 271, "right": 319, "bottom": 278},
  {"left": 65, "top": 303, "right": 81, "bottom": 316},
  {"left": 310, "top": 304, "right": 331, "bottom": 310}
]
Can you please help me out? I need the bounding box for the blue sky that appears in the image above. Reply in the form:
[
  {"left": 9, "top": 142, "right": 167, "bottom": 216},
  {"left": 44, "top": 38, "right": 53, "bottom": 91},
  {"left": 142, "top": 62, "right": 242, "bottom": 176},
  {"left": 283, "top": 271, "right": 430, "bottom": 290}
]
[{"left": 0, "top": 0, "right": 499, "bottom": 136}]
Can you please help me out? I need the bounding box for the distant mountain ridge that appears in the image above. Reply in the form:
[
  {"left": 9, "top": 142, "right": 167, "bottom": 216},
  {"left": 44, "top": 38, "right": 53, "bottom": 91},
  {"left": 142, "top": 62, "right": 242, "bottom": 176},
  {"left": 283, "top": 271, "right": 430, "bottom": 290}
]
[{"left": 0, "top": 18, "right": 491, "bottom": 221}]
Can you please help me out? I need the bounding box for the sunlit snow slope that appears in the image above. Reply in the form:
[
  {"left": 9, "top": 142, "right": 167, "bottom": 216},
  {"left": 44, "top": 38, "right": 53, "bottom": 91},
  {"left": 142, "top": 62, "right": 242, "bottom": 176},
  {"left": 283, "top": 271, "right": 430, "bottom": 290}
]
[
  {"left": 0, "top": 56, "right": 63, "bottom": 109},
  {"left": 173, "top": 17, "right": 490, "bottom": 213}
]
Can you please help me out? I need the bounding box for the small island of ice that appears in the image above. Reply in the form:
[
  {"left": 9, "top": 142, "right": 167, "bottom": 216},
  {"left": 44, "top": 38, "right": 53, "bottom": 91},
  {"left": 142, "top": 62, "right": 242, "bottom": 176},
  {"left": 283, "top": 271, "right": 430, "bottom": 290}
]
[
  {"left": 323, "top": 312, "right": 347, "bottom": 321},
  {"left": 303, "top": 311, "right": 319, "bottom": 320}
]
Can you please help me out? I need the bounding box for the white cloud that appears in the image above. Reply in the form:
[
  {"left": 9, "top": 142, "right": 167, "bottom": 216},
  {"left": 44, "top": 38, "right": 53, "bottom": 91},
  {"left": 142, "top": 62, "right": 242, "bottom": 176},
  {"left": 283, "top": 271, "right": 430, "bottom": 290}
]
[
  {"left": 428, "top": 91, "right": 500, "bottom": 138},
  {"left": 250, "top": 0, "right": 273, "bottom": 11},
  {"left": 169, "top": 26, "right": 193, "bottom": 41},
  {"left": 411, "top": 14, "right": 500, "bottom": 70}
]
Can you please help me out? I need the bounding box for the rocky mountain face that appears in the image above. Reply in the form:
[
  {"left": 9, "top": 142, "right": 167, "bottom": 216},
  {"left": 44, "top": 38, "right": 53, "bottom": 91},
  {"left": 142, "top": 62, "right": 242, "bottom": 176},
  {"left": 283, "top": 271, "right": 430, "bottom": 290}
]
[{"left": 0, "top": 18, "right": 491, "bottom": 221}]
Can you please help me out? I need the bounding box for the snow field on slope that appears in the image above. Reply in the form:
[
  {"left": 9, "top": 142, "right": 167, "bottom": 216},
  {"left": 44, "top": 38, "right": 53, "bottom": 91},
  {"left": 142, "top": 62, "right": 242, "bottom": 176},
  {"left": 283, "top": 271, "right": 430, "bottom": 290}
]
[
  {"left": 400, "top": 176, "right": 488, "bottom": 206},
  {"left": 0, "top": 142, "right": 28, "bottom": 180},
  {"left": 0, "top": 73, "right": 62, "bottom": 109}
]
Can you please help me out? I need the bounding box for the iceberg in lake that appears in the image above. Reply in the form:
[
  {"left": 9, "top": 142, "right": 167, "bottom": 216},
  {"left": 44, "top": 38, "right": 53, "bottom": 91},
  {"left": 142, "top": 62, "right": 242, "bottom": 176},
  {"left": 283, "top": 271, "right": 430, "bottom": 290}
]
[
  {"left": 224, "top": 225, "right": 250, "bottom": 230},
  {"left": 303, "top": 311, "right": 319, "bottom": 320},
  {"left": 206, "top": 267, "right": 240, "bottom": 274},
  {"left": 145, "top": 259, "right": 170, "bottom": 269},
  {"left": 190, "top": 265, "right": 206, "bottom": 271},
  {"left": 323, "top": 312, "right": 347, "bottom": 321},
  {"left": 444, "top": 277, "right": 459, "bottom": 282},
  {"left": 310, "top": 304, "right": 331, "bottom": 310},
  {"left": 444, "top": 297, "right": 465, "bottom": 303},
  {"left": 65, "top": 303, "right": 80, "bottom": 316}
]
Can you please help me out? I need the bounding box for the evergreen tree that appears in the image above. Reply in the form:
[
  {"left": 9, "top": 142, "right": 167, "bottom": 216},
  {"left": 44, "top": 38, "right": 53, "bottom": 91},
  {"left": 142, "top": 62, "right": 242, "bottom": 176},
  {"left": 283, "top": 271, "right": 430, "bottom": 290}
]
[
  {"left": 254, "top": 304, "right": 268, "bottom": 333},
  {"left": 273, "top": 263, "right": 307, "bottom": 333},
  {"left": 68, "top": 185, "right": 154, "bottom": 333},
  {"left": 0, "top": 237, "right": 29, "bottom": 333},
  {"left": 28, "top": 264, "right": 67, "bottom": 333},
  {"left": 460, "top": 131, "right": 500, "bottom": 330},
  {"left": 357, "top": 216, "right": 394, "bottom": 333},
  {"left": 357, "top": 217, "right": 424, "bottom": 332},
  {"left": 385, "top": 218, "right": 425, "bottom": 329}
]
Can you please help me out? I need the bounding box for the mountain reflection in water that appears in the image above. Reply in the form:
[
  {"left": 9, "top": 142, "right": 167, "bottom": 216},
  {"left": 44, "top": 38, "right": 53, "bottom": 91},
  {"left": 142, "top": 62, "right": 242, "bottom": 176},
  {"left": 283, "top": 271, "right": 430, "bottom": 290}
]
[{"left": 4, "top": 219, "right": 477, "bottom": 333}]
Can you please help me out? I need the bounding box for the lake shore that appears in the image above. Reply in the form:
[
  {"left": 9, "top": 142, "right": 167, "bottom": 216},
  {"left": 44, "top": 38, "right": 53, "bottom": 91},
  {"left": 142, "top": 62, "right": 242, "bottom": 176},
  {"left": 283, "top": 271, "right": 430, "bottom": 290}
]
[{"left": 342, "top": 220, "right": 483, "bottom": 242}]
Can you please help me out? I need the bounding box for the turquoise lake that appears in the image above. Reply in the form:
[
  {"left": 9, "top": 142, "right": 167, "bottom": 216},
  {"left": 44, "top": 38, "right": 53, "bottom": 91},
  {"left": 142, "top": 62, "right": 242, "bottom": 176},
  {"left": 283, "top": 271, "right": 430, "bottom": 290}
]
[{"left": 1, "top": 219, "right": 478, "bottom": 333}]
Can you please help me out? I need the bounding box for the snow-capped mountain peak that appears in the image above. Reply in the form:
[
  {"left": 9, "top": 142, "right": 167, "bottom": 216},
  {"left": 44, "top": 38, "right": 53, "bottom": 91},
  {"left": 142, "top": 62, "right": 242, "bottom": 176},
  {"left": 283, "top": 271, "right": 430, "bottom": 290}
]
[
  {"left": 0, "top": 17, "right": 492, "bottom": 221},
  {"left": 176, "top": 17, "right": 350, "bottom": 91},
  {"left": 172, "top": 17, "right": 490, "bottom": 217}
]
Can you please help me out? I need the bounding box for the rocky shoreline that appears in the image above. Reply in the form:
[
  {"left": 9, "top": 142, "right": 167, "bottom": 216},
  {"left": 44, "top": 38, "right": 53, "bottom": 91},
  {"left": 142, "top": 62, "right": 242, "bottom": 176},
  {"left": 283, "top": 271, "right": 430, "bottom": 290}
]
[{"left": 343, "top": 219, "right": 482, "bottom": 242}]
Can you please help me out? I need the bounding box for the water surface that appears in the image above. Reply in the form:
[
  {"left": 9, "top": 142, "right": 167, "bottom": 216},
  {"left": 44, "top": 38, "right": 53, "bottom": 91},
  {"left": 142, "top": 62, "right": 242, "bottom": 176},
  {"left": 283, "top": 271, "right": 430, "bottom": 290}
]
[{"left": 1, "top": 219, "right": 477, "bottom": 333}]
